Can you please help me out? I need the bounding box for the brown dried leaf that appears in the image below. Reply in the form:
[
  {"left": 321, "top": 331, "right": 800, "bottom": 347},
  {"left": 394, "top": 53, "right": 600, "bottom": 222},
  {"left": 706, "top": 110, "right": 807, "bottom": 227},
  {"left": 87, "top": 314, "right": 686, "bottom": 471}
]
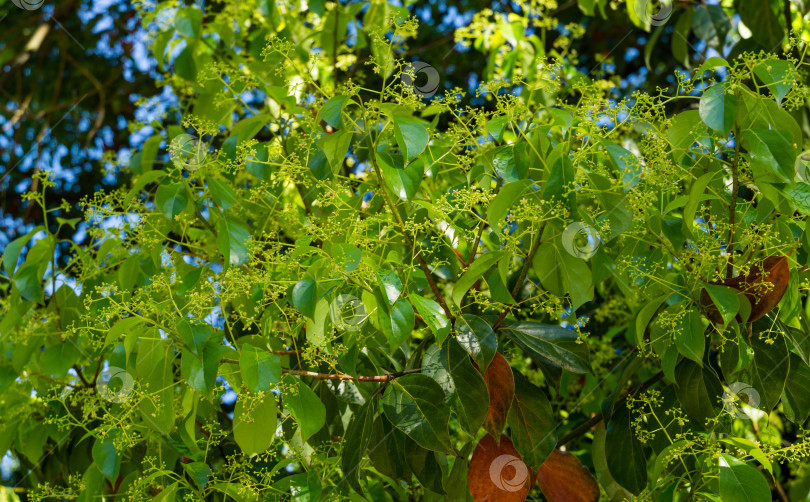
[
  {"left": 536, "top": 449, "right": 600, "bottom": 502},
  {"left": 483, "top": 352, "right": 515, "bottom": 439},
  {"left": 701, "top": 255, "right": 789, "bottom": 323},
  {"left": 468, "top": 434, "right": 531, "bottom": 502}
]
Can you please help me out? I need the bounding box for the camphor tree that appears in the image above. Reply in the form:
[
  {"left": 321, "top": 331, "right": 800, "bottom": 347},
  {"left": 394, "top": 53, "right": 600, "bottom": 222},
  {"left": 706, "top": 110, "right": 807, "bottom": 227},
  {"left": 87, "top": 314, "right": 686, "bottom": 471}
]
[{"left": 3, "top": 0, "right": 810, "bottom": 500}]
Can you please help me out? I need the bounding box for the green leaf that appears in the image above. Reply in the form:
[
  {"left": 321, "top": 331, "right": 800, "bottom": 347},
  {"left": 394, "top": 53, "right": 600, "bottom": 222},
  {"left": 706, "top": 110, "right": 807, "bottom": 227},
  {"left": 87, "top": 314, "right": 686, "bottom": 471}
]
[
  {"left": 673, "top": 359, "right": 723, "bottom": 428},
  {"left": 240, "top": 345, "right": 281, "bottom": 393},
  {"left": 605, "top": 403, "right": 646, "bottom": 494},
  {"left": 753, "top": 60, "right": 794, "bottom": 103},
  {"left": 702, "top": 283, "right": 740, "bottom": 325},
  {"left": 507, "top": 370, "right": 555, "bottom": 468},
  {"left": 207, "top": 176, "right": 238, "bottom": 210},
  {"left": 217, "top": 215, "right": 250, "bottom": 267},
  {"left": 393, "top": 115, "right": 429, "bottom": 164},
  {"left": 491, "top": 145, "right": 527, "bottom": 182},
  {"left": 282, "top": 375, "right": 326, "bottom": 441},
  {"left": 699, "top": 83, "right": 737, "bottom": 137},
  {"left": 668, "top": 110, "right": 704, "bottom": 163},
  {"left": 444, "top": 339, "right": 489, "bottom": 434},
  {"left": 601, "top": 139, "right": 641, "bottom": 189},
  {"left": 332, "top": 243, "right": 361, "bottom": 273},
  {"left": 376, "top": 269, "right": 402, "bottom": 304},
  {"left": 321, "top": 95, "right": 349, "bottom": 129},
  {"left": 181, "top": 340, "right": 225, "bottom": 395},
  {"left": 682, "top": 171, "right": 716, "bottom": 238},
  {"left": 452, "top": 251, "right": 503, "bottom": 307},
  {"left": 410, "top": 295, "right": 450, "bottom": 344},
  {"left": 184, "top": 462, "right": 211, "bottom": 491},
  {"left": 14, "top": 261, "right": 45, "bottom": 302},
  {"left": 719, "top": 454, "right": 771, "bottom": 502},
  {"left": 381, "top": 374, "right": 452, "bottom": 452},
  {"left": 782, "top": 182, "right": 810, "bottom": 215},
  {"left": 741, "top": 333, "right": 789, "bottom": 413},
  {"left": 388, "top": 298, "right": 415, "bottom": 349},
  {"left": 739, "top": 0, "right": 784, "bottom": 49},
  {"left": 233, "top": 392, "right": 277, "bottom": 456},
  {"left": 136, "top": 336, "right": 175, "bottom": 434},
  {"left": 174, "top": 46, "right": 197, "bottom": 81},
  {"left": 741, "top": 128, "right": 795, "bottom": 183},
  {"left": 317, "top": 130, "right": 352, "bottom": 175},
  {"left": 674, "top": 308, "right": 705, "bottom": 364},
  {"left": 92, "top": 434, "right": 121, "bottom": 483},
  {"left": 377, "top": 150, "right": 423, "bottom": 202},
  {"left": 635, "top": 294, "right": 668, "bottom": 346},
  {"left": 176, "top": 7, "right": 202, "bottom": 38},
  {"left": 454, "top": 314, "right": 497, "bottom": 372},
  {"left": 695, "top": 56, "right": 728, "bottom": 76},
  {"left": 502, "top": 321, "right": 591, "bottom": 374},
  {"left": 155, "top": 181, "right": 189, "bottom": 219},
  {"left": 2, "top": 226, "right": 41, "bottom": 276},
  {"left": 533, "top": 242, "right": 594, "bottom": 310},
  {"left": 342, "top": 399, "right": 376, "bottom": 493},
  {"left": 782, "top": 353, "right": 810, "bottom": 423},
  {"left": 487, "top": 179, "right": 532, "bottom": 231},
  {"left": 292, "top": 277, "right": 318, "bottom": 319}
]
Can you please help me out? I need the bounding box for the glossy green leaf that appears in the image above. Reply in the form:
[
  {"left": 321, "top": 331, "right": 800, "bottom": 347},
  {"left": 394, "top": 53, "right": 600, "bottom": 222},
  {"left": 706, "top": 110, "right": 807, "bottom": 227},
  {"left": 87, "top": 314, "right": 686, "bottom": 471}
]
[
  {"left": 381, "top": 374, "right": 452, "bottom": 452},
  {"left": 454, "top": 314, "right": 497, "bottom": 372},
  {"left": 605, "top": 403, "right": 646, "bottom": 494},
  {"left": 452, "top": 251, "right": 503, "bottom": 307},
  {"left": 410, "top": 294, "right": 450, "bottom": 344},
  {"left": 502, "top": 321, "right": 591, "bottom": 374},
  {"left": 393, "top": 115, "right": 429, "bottom": 164},
  {"left": 342, "top": 399, "right": 376, "bottom": 493},
  {"left": 699, "top": 83, "right": 737, "bottom": 136},
  {"left": 719, "top": 454, "right": 771, "bottom": 502},
  {"left": 673, "top": 359, "right": 723, "bottom": 428},
  {"left": 741, "top": 128, "right": 795, "bottom": 183},
  {"left": 217, "top": 215, "right": 250, "bottom": 267}
]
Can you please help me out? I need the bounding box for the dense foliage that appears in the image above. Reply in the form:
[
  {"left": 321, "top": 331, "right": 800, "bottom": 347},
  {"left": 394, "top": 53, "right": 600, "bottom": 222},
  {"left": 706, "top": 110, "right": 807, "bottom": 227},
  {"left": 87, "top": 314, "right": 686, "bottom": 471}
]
[{"left": 3, "top": 0, "right": 810, "bottom": 500}]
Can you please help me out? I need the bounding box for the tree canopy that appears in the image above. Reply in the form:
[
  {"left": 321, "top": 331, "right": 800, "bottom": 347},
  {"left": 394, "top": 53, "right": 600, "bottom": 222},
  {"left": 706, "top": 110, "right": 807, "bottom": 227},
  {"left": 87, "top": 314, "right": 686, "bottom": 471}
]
[{"left": 3, "top": 0, "right": 810, "bottom": 500}]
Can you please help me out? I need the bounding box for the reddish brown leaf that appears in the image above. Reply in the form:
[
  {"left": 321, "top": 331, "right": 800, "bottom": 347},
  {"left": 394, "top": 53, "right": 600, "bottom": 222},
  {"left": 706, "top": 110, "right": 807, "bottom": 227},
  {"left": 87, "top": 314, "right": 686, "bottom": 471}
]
[
  {"left": 701, "top": 255, "right": 790, "bottom": 323},
  {"left": 483, "top": 352, "right": 515, "bottom": 439},
  {"left": 469, "top": 434, "right": 531, "bottom": 502},
  {"left": 536, "top": 449, "right": 600, "bottom": 502}
]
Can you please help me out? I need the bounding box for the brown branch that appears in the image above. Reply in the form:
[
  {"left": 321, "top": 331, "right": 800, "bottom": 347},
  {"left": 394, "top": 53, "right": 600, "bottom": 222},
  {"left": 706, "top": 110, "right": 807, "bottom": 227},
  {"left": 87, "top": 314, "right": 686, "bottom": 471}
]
[{"left": 557, "top": 371, "right": 664, "bottom": 447}]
